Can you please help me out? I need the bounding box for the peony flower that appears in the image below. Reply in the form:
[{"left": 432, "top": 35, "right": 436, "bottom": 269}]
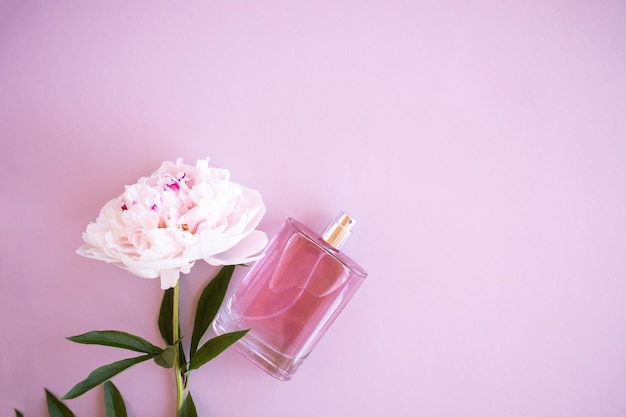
[{"left": 77, "top": 158, "right": 268, "bottom": 289}]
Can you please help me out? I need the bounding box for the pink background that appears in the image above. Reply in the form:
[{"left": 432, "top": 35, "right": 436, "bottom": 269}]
[{"left": 2, "top": 1, "right": 625, "bottom": 416}]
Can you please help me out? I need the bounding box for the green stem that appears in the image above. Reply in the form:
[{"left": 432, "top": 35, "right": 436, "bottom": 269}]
[{"left": 173, "top": 281, "right": 184, "bottom": 415}]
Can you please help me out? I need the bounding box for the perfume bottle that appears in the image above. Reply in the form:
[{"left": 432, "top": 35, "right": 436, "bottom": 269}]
[{"left": 213, "top": 212, "right": 368, "bottom": 381}]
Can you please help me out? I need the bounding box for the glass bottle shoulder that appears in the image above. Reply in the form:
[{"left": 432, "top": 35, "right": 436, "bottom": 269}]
[{"left": 286, "top": 217, "right": 368, "bottom": 279}]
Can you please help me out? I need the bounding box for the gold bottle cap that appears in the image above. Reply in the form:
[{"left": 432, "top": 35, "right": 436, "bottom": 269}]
[{"left": 321, "top": 212, "right": 356, "bottom": 250}]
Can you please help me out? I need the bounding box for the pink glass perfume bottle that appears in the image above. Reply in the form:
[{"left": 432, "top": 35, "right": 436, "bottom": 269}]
[{"left": 213, "top": 212, "right": 368, "bottom": 380}]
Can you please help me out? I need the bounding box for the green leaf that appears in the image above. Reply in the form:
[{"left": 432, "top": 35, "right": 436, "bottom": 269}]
[
  {"left": 188, "top": 330, "right": 248, "bottom": 371},
  {"left": 63, "top": 354, "right": 154, "bottom": 400},
  {"left": 153, "top": 345, "right": 177, "bottom": 368},
  {"left": 179, "top": 392, "right": 198, "bottom": 417},
  {"left": 45, "top": 389, "right": 75, "bottom": 417},
  {"left": 104, "top": 381, "right": 128, "bottom": 417},
  {"left": 14, "top": 410, "right": 24, "bottom": 417},
  {"left": 67, "top": 330, "right": 164, "bottom": 354},
  {"left": 177, "top": 340, "right": 187, "bottom": 374},
  {"left": 157, "top": 287, "right": 186, "bottom": 372},
  {"left": 158, "top": 288, "right": 175, "bottom": 345},
  {"left": 190, "top": 265, "right": 235, "bottom": 360}
]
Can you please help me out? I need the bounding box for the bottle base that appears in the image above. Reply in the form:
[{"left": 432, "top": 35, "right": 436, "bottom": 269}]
[{"left": 213, "top": 312, "right": 306, "bottom": 381}]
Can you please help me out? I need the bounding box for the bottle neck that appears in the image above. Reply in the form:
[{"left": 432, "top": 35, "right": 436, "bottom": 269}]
[{"left": 321, "top": 212, "right": 356, "bottom": 250}]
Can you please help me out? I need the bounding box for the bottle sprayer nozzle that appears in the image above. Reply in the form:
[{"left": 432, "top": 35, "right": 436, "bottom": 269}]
[{"left": 322, "top": 212, "right": 356, "bottom": 250}]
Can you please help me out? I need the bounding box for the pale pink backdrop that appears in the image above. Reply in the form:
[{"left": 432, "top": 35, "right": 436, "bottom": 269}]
[{"left": 1, "top": 1, "right": 625, "bottom": 416}]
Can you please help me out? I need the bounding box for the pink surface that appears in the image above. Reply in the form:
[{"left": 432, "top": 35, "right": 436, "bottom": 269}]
[{"left": 1, "top": 1, "right": 625, "bottom": 416}]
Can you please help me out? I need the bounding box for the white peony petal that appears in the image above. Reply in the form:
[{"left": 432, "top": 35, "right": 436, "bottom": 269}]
[
  {"left": 203, "top": 230, "right": 268, "bottom": 266},
  {"left": 160, "top": 269, "right": 180, "bottom": 289}
]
